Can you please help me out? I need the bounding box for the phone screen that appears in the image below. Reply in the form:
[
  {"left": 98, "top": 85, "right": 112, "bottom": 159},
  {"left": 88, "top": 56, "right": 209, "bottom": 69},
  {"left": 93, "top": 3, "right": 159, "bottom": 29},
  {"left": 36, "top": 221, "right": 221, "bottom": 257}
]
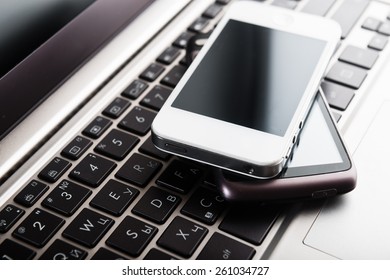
[
  {"left": 282, "top": 92, "right": 351, "bottom": 178},
  {"left": 289, "top": 100, "right": 343, "bottom": 168},
  {"left": 172, "top": 19, "right": 326, "bottom": 137}
]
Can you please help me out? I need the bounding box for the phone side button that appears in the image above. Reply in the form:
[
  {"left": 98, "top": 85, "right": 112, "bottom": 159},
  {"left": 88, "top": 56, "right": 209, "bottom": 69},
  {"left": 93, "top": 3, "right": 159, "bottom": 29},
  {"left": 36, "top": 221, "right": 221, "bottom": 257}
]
[
  {"left": 312, "top": 189, "right": 337, "bottom": 199},
  {"left": 164, "top": 143, "right": 187, "bottom": 154}
]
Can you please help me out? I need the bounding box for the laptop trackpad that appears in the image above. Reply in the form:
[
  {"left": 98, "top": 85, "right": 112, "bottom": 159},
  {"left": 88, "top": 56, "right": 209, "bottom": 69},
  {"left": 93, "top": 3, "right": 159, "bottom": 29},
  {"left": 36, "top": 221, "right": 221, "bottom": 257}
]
[{"left": 304, "top": 101, "right": 390, "bottom": 259}]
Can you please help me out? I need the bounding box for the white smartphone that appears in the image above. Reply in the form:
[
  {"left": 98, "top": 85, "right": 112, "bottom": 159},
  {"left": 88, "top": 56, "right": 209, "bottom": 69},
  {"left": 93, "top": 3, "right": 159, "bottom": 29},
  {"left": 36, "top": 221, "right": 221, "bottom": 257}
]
[{"left": 152, "top": 1, "right": 341, "bottom": 179}]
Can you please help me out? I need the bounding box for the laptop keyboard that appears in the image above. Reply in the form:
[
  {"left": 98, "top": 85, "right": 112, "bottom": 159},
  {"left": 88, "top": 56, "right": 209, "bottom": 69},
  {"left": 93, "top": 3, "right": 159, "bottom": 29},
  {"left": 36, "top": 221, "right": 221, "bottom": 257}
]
[{"left": 1, "top": 0, "right": 389, "bottom": 260}]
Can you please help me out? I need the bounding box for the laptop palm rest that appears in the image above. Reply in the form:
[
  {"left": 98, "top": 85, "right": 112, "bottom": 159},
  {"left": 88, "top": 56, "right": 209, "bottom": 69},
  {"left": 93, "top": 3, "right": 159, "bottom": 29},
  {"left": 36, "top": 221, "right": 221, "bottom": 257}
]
[{"left": 304, "top": 100, "right": 390, "bottom": 259}]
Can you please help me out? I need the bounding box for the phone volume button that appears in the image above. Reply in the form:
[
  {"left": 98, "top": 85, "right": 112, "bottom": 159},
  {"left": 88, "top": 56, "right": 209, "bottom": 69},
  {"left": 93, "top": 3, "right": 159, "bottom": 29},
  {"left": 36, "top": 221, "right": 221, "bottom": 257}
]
[{"left": 164, "top": 143, "right": 187, "bottom": 154}]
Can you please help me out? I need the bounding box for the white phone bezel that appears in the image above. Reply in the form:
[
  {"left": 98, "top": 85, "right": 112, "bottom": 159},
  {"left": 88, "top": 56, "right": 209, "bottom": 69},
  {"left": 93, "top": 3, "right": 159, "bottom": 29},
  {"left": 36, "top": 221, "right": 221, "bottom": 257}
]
[{"left": 152, "top": 1, "right": 341, "bottom": 178}]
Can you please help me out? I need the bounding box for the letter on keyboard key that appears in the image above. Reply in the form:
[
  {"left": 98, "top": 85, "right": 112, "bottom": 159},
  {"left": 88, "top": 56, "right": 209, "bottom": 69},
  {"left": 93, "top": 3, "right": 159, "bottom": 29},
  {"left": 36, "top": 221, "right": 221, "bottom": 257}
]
[
  {"left": 106, "top": 216, "right": 158, "bottom": 257},
  {"left": 156, "top": 159, "right": 204, "bottom": 194},
  {"left": 219, "top": 204, "right": 281, "bottom": 245},
  {"left": 116, "top": 153, "right": 162, "bottom": 187},
  {"left": 39, "top": 239, "right": 87, "bottom": 260},
  {"left": 157, "top": 216, "right": 208, "bottom": 258},
  {"left": 62, "top": 208, "right": 114, "bottom": 248},
  {"left": 132, "top": 187, "right": 181, "bottom": 224},
  {"left": 90, "top": 179, "right": 139, "bottom": 216},
  {"left": 181, "top": 187, "right": 225, "bottom": 225}
]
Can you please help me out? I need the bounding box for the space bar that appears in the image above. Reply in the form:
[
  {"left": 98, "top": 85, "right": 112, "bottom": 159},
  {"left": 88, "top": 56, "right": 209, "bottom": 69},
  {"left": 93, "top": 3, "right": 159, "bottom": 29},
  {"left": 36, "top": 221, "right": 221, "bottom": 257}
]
[{"left": 331, "top": 0, "right": 370, "bottom": 39}]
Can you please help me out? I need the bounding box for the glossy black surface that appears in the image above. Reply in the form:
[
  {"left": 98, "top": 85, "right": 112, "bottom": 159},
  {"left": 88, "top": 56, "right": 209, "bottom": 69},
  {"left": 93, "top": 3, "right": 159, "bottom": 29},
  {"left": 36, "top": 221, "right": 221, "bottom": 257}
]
[
  {"left": 0, "top": 0, "right": 154, "bottom": 140},
  {"left": 172, "top": 19, "right": 326, "bottom": 136}
]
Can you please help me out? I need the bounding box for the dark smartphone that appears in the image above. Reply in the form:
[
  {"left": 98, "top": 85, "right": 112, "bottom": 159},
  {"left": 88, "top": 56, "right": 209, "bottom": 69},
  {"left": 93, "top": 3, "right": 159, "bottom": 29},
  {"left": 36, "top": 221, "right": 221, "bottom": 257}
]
[{"left": 217, "top": 91, "right": 357, "bottom": 202}]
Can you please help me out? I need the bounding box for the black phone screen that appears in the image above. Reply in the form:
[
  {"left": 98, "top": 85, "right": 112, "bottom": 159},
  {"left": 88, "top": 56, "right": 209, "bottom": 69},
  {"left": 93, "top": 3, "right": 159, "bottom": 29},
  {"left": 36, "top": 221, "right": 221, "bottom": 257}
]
[{"left": 172, "top": 19, "right": 326, "bottom": 137}]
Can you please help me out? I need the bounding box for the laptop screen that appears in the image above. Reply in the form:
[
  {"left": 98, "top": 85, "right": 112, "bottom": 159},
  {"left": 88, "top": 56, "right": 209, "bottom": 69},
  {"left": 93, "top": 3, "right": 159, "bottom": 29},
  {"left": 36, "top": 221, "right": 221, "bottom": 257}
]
[
  {"left": 0, "top": 0, "right": 95, "bottom": 78},
  {"left": 0, "top": 0, "right": 154, "bottom": 140}
]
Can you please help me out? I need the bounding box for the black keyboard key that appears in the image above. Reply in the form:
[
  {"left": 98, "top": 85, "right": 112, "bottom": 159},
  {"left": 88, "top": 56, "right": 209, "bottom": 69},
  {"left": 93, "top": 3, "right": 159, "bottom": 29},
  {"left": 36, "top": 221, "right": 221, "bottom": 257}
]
[
  {"left": 325, "top": 62, "right": 367, "bottom": 89},
  {"left": 362, "top": 17, "right": 382, "bottom": 31},
  {"left": 339, "top": 45, "right": 379, "bottom": 70},
  {"left": 141, "top": 85, "right": 172, "bottom": 111},
  {"left": 42, "top": 180, "right": 92, "bottom": 216},
  {"left": 82, "top": 116, "right": 112, "bottom": 139},
  {"left": 103, "top": 97, "right": 130, "bottom": 119},
  {"left": 106, "top": 216, "right": 157, "bottom": 257},
  {"left": 197, "top": 232, "right": 255, "bottom": 260},
  {"left": 39, "top": 239, "right": 87, "bottom": 260},
  {"left": 139, "top": 136, "right": 171, "bottom": 161},
  {"left": 61, "top": 136, "right": 92, "bottom": 160},
  {"left": 301, "top": 0, "right": 336, "bottom": 16},
  {"left": 181, "top": 187, "right": 225, "bottom": 225},
  {"left": 14, "top": 180, "right": 48, "bottom": 207},
  {"left": 91, "top": 248, "right": 127, "bottom": 260},
  {"left": 321, "top": 81, "right": 355, "bottom": 111},
  {"left": 132, "top": 187, "right": 181, "bottom": 224},
  {"left": 188, "top": 17, "right": 210, "bottom": 33},
  {"left": 331, "top": 0, "right": 369, "bottom": 39},
  {"left": 378, "top": 22, "right": 390, "bottom": 36},
  {"left": 368, "top": 35, "right": 388, "bottom": 51},
  {"left": 203, "top": 3, "right": 224, "bottom": 19},
  {"left": 144, "top": 248, "right": 177, "bottom": 260},
  {"left": 38, "top": 157, "right": 71, "bottom": 183},
  {"left": 116, "top": 153, "right": 162, "bottom": 187},
  {"left": 157, "top": 216, "right": 208, "bottom": 258},
  {"left": 90, "top": 179, "right": 139, "bottom": 216},
  {"left": 219, "top": 204, "right": 280, "bottom": 245},
  {"left": 157, "top": 46, "right": 181, "bottom": 65},
  {"left": 13, "top": 208, "right": 64, "bottom": 247},
  {"left": 173, "top": 32, "right": 194, "bottom": 49},
  {"left": 0, "top": 239, "right": 36, "bottom": 260},
  {"left": 217, "top": 0, "right": 231, "bottom": 4},
  {"left": 69, "top": 153, "right": 116, "bottom": 188},
  {"left": 157, "top": 159, "right": 204, "bottom": 194},
  {"left": 272, "top": 0, "right": 299, "bottom": 10},
  {"left": 0, "top": 204, "right": 24, "bottom": 233},
  {"left": 119, "top": 106, "right": 157, "bottom": 136},
  {"left": 140, "top": 63, "right": 165, "bottom": 82},
  {"left": 122, "top": 79, "right": 148, "bottom": 100},
  {"left": 95, "top": 129, "right": 139, "bottom": 160},
  {"left": 161, "top": 65, "right": 186, "bottom": 88},
  {"left": 63, "top": 208, "right": 114, "bottom": 248}
]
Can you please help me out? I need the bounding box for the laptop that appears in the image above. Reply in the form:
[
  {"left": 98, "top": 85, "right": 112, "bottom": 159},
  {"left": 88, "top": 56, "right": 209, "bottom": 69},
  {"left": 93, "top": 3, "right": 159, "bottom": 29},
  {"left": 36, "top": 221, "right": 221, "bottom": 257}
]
[{"left": 0, "top": 0, "right": 389, "bottom": 260}]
